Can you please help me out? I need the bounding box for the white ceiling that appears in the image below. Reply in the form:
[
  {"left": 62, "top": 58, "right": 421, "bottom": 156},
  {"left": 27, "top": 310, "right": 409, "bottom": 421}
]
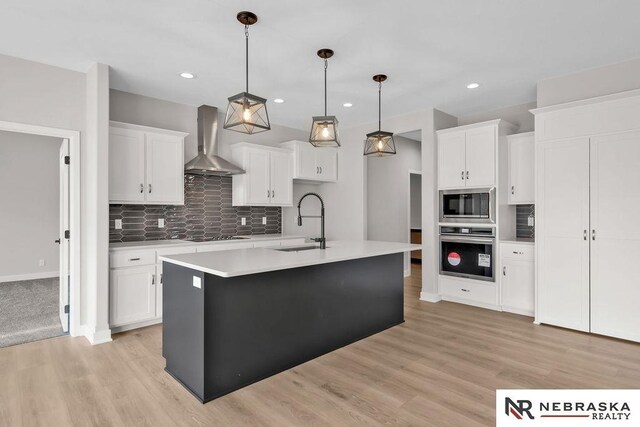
[{"left": 2, "top": 0, "right": 640, "bottom": 130}]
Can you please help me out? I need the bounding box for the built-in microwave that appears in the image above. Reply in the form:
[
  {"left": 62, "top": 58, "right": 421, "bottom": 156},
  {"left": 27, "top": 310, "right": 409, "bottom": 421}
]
[{"left": 439, "top": 188, "right": 496, "bottom": 224}]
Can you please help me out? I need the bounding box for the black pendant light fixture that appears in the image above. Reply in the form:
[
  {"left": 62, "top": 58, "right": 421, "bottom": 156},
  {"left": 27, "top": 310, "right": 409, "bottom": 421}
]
[
  {"left": 309, "top": 49, "right": 340, "bottom": 147},
  {"left": 223, "top": 11, "right": 270, "bottom": 134},
  {"left": 364, "top": 74, "right": 396, "bottom": 156}
]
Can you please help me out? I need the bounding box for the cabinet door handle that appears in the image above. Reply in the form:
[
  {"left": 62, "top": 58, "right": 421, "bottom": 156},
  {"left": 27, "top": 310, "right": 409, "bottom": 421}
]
[
  {"left": 272, "top": 190, "right": 275, "bottom": 198},
  {"left": 160, "top": 274, "right": 163, "bottom": 284},
  {"left": 320, "top": 166, "right": 323, "bottom": 174},
  {"left": 140, "top": 183, "right": 144, "bottom": 193},
  {"left": 267, "top": 190, "right": 271, "bottom": 199},
  {"left": 466, "top": 171, "right": 469, "bottom": 180},
  {"left": 511, "top": 185, "right": 515, "bottom": 195},
  {"left": 583, "top": 230, "right": 587, "bottom": 241},
  {"left": 461, "top": 171, "right": 464, "bottom": 180},
  {"left": 317, "top": 166, "right": 320, "bottom": 174},
  {"left": 152, "top": 274, "right": 155, "bottom": 285},
  {"left": 461, "top": 288, "right": 470, "bottom": 292},
  {"left": 503, "top": 266, "right": 507, "bottom": 276},
  {"left": 148, "top": 184, "right": 152, "bottom": 194},
  {"left": 592, "top": 229, "right": 596, "bottom": 241}
]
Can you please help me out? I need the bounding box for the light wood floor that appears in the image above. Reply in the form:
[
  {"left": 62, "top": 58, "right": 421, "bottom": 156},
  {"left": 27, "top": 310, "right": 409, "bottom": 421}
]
[{"left": 2, "top": 264, "right": 640, "bottom": 426}]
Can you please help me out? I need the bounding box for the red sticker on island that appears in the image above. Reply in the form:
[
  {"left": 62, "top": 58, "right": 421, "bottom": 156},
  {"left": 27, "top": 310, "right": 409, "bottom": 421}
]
[{"left": 447, "top": 252, "right": 461, "bottom": 266}]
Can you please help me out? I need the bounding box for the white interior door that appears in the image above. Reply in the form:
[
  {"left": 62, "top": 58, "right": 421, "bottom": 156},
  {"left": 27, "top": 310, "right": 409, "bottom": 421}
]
[
  {"left": 590, "top": 131, "right": 640, "bottom": 342},
  {"left": 437, "top": 131, "right": 466, "bottom": 189},
  {"left": 536, "top": 138, "right": 590, "bottom": 331},
  {"left": 59, "top": 138, "right": 70, "bottom": 332},
  {"left": 465, "top": 126, "right": 496, "bottom": 188}
]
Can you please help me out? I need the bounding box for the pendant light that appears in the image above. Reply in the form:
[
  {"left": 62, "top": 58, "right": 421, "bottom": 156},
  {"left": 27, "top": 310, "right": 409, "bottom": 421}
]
[
  {"left": 223, "top": 11, "right": 271, "bottom": 134},
  {"left": 309, "top": 49, "right": 340, "bottom": 147},
  {"left": 364, "top": 74, "right": 396, "bottom": 156}
]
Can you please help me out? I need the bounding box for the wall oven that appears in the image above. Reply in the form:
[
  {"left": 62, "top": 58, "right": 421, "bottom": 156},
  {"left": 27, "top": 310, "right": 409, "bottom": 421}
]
[
  {"left": 439, "top": 188, "right": 495, "bottom": 224},
  {"left": 439, "top": 226, "right": 495, "bottom": 282}
]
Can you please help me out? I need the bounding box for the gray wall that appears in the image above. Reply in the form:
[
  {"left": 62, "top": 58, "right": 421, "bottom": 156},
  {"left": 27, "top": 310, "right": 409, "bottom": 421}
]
[
  {"left": 538, "top": 58, "right": 640, "bottom": 107},
  {"left": 410, "top": 173, "right": 422, "bottom": 229},
  {"left": 457, "top": 102, "right": 535, "bottom": 132},
  {"left": 367, "top": 136, "right": 421, "bottom": 243},
  {"left": 109, "top": 89, "right": 312, "bottom": 236},
  {"left": 0, "top": 131, "right": 61, "bottom": 280}
]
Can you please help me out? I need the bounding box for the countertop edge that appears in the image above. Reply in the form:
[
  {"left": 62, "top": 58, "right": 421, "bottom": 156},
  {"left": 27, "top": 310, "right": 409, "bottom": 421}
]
[{"left": 109, "top": 235, "right": 307, "bottom": 251}]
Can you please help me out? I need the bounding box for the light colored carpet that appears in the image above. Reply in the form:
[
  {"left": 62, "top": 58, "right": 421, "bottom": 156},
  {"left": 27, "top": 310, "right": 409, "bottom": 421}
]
[{"left": 0, "top": 277, "right": 64, "bottom": 348}]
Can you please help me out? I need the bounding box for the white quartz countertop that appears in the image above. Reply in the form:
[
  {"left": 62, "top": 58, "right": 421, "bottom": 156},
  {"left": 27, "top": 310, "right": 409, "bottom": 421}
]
[
  {"left": 159, "top": 240, "right": 422, "bottom": 278},
  {"left": 109, "top": 234, "right": 306, "bottom": 251}
]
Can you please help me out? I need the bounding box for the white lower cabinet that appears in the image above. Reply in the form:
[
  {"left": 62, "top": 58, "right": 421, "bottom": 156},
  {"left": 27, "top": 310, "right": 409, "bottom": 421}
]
[
  {"left": 109, "top": 238, "right": 307, "bottom": 331},
  {"left": 500, "top": 243, "right": 534, "bottom": 316},
  {"left": 439, "top": 276, "right": 498, "bottom": 308},
  {"left": 109, "top": 265, "right": 157, "bottom": 328}
]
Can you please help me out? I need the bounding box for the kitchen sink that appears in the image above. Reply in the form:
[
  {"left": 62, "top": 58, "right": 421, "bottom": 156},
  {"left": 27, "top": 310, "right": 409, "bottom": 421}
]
[{"left": 275, "top": 246, "right": 326, "bottom": 252}]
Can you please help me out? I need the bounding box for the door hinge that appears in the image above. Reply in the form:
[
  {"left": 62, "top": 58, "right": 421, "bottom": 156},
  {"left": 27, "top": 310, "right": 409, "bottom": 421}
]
[
  {"left": 65, "top": 230, "right": 70, "bottom": 239},
  {"left": 64, "top": 304, "right": 70, "bottom": 314},
  {"left": 64, "top": 156, "right": 70, "bottom": 165}
]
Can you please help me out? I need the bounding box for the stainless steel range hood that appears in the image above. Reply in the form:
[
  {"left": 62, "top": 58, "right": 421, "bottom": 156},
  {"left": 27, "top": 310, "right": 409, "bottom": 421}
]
[{"left": 184, "top": 105, "right": 245, "bottom": 175}]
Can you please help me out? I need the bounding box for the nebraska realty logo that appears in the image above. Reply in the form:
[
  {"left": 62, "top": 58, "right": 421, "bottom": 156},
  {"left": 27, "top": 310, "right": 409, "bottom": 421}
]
[{"left": 497, "top": 390, "right": 640, "bottom": 426}]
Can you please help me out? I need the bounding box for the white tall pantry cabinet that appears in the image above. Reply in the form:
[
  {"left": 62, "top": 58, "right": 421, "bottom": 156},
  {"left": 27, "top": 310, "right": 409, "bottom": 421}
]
[{"left": 533, "top": 89, "right": 640, "bottom": 342}]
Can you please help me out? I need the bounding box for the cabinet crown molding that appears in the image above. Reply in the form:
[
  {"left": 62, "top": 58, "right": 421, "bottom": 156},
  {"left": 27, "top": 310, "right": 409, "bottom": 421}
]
[
  {"left": 436, "top": 119, "right": 517, "bottom": 135},
  {"left": 109, "top": 121, "right": 189, "bottom": 138}
]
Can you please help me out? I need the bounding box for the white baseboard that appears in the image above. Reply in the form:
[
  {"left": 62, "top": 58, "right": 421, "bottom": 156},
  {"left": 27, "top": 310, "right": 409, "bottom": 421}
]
[
  {"left": 84, "top": 327, "right": 112, "bottom": 345},
  {"left": 0, "top": 271, "right": 58, "bottom": 283},
  {"left": 110, "top": 318, "right": 162, "bottom": 334},
  {"left": 420, "top": 291, "right": 442, "bottom": 303}
]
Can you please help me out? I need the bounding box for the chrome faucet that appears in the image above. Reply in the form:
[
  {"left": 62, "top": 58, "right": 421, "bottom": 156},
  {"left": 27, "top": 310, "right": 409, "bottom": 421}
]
[{"left": 297, "top": 192, "right": 326, "bottom": 249}]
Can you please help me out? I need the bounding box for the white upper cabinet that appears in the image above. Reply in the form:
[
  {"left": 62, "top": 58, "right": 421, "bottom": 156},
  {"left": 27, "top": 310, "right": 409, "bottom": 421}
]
[
  {"left": 109, "top": 127, "right": 146, "bottom": 202},
  {"left": 437, "top": 132, "right": 466, "bottom": 189},
  {"left": 437, "top": 120, "right": 513, "bottom": 190},
  {"left": 507, "top": 132, "right": 535, "bottom": 204},
  {"left": 465, "top": 126, "right": 496, "bottom": 187},
  {"left": 109, "top": 122, "right": 187, "bottom": 205},
  {"left": 231, "top": 143, "right": 293, "bottom": 207},
  {"left": 281, "top": 140, "right": 338, "bottom": 183}
]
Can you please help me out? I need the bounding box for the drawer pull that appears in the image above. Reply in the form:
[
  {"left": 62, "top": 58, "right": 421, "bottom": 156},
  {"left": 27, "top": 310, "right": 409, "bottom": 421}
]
[
  {"left": 129, "top": 257, "right": 141, "bottom": 261},
  {"left": 461, "top": 288, "right": 470, "bottom": 292},
  {"left": 512, "top": 251, "right": 524, "bottom": 255}
]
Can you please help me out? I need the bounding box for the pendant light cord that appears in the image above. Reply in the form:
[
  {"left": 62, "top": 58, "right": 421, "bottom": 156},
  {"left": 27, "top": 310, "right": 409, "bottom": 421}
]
[
  {"left": 378, "top": 81, "right": 382, "bottom": 131},
  {"left": 245, "top": 25, "right": 249, "bottom": 93},
  {"left": 324, "top": 59, "right": 328, "bottom": 116}
]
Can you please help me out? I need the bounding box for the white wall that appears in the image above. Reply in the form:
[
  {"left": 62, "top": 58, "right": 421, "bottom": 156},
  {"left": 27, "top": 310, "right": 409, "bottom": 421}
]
[
  {"left": 457, "top": 102, "right": 535, "bottom": 133},
  {"left": 0, "top": 131, "right": 61, "bottom": 281},
  {"left": 367, "top": 136, "right": 421, "bottom": 243},
  {"left": 109, "top": 89, "right": 311, "bottom": 235},
  {"left": 410, "top": 173, "right": 421, "bottom": 229},
  {"left": 538, "top": 58, "right": 640, "bottom": 107}
]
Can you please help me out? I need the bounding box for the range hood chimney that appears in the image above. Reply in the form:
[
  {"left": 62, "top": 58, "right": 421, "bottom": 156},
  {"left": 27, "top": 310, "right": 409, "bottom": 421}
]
[{"left": 184, "top": 105, "right": 245, "bottom": 175}]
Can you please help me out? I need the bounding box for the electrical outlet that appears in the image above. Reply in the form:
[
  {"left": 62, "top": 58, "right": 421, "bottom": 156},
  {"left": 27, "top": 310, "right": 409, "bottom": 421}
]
[
  {"left": 528, "top": 215, "right": 534, "bottom": 227},
  {"left": 262, "top": 217, "right": 267, "bottom": 225},
  {"left": 158, "top": 218, "right": 165, "bottom": 228},
  {"left": 241, "top": 217, "right": 247, "bottom": 226},
  {"left": 115, "top": 219, "right": 122, "bottom": 230},
  {"left": 193, "top": 276, "right": 202, "bottom": 289},
  {"left": 38, "top": 259, "right": 46, "bottom": 267}
]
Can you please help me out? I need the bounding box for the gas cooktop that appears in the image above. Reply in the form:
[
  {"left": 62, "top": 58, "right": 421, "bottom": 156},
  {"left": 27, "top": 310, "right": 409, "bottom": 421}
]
[{"left": 187, "top": 236, "right": 248, "bottom": 243}]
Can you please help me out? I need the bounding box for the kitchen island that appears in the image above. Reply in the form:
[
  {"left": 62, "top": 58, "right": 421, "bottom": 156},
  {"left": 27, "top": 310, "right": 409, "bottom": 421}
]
[{"left": 160, "top": 240, "right": 420, "bottom": 402}]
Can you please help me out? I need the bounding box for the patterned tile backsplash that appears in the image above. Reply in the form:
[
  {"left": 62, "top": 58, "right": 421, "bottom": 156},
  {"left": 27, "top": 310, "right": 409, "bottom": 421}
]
[
  {"left": 516, "top": 204, "right": 535, "bottom": 239},
  {"left": 109, "top": 175, "right": 281, "bottom": 242}
]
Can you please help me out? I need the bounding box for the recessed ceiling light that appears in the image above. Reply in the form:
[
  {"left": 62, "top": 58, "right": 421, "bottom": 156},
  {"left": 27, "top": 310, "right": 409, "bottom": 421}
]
[
  {"left": 343, "top": 102, "right": 353, "bottom": 108},
  {"left": 273, "top": 98, "right": 285, "bottom": 103},
  {"left": 467, "top": 83, "right": 480, "bottom": 89},
  {"left": 180, "top": 72, "right": 196, "bottom": 79}
]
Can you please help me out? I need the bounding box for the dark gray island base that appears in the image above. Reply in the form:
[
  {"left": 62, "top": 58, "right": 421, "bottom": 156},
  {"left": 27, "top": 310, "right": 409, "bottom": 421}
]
[{"left": 162, "top": 253, "right": 404, "bottom": 403}]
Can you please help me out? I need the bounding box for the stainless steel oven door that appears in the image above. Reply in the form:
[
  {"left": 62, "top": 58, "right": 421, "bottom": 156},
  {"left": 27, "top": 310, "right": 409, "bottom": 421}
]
[
  {"left": 439, "top": 188, "right": 496, "bottom": 224},
  {"left": 439, "top": 235, "right": 495, "bottom": 282}
]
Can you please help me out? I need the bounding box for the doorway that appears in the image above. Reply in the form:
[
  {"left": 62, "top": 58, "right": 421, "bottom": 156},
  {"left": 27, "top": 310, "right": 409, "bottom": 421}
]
[
  {"left": 409, "top": 171, "right": 422, "bottom": 267},
  {"left": 0, "top": 121, "right": 80, "bottom": 345},
  {"left": 366, "top": 130, "right": 422, "bottom": 276}
]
